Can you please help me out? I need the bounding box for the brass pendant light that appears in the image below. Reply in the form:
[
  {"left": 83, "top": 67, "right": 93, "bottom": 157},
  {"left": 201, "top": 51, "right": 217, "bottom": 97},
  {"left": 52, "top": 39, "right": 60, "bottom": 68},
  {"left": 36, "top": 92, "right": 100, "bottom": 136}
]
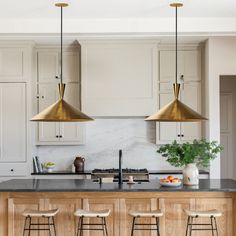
[
  {"left": 31, "top": 3, "right": 94, "bottom": 122},
  {"left": 145, "top": 3, "right": 207, "bottom": 122}
]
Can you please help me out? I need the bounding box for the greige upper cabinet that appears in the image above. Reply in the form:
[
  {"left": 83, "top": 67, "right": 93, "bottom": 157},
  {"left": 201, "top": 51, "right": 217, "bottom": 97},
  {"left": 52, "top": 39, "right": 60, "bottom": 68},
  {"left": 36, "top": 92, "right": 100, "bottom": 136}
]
[
  {"left": 0, "top": 83, "right": 26, "bottom": 164},
  {"left": 37, "top": 51, "right": 79, "bottom": 83},
  {"left": 0, "top": 45, "right": 31, "bottom": 82},
  {"left": 80, "top": 40, "right": 158, "bottom": 116},
  {"left": 36, "top": 46, "right": 85, "bottom": 145},
  {"left": 156, "top": 45, "right": 202, "bottom": 144},
  {"left": 0, "top": 42, "right": 33, "bottom": 177}
]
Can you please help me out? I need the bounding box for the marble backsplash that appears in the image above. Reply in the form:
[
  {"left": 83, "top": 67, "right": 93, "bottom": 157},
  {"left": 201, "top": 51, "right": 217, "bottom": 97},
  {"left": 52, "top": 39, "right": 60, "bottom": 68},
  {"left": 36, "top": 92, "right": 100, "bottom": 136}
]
[{"left": 35, "top": 119, "right": 177, "bottom": 171}]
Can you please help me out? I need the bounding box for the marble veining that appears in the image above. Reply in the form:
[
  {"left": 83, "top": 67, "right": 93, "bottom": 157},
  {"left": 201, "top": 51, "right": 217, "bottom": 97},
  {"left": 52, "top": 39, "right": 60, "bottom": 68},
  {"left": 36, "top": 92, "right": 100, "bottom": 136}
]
[{"left": 35, "top": 119, "right": 179, "bottom": 171}]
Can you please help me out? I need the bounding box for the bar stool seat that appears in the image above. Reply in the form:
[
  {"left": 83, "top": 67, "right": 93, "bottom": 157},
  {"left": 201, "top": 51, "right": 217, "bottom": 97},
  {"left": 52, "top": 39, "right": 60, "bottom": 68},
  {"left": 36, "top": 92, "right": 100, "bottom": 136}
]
[
  {"left": 75, "top": 209, "right": 111, "bottom": 236},
  {"left": 129, "top": 210, "right": 163, "bottom": 218},
  {"left": 22, "top": 208, "right": 58, "bottom": 236},
  {"left": 184, "top": 209, "right": 222, "bottom": 236},
  {"left": 184, "top": 209, "right": 222, "bottom": 218},
  {"left": 129, "top": 210, "right": 163, "bottom": 236},
  {"left": 22, "top": 209, "right": 59, "bottom": 217},
  {"left": 74, "top": 209, "right": 110, "bottom": 218}
]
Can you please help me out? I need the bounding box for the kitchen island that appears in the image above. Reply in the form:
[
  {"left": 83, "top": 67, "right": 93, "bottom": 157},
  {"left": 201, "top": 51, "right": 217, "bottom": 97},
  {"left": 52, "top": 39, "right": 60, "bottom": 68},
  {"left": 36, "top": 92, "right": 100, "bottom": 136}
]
[{"left": 0, "top": 179, "right": 235, "bottom": 236}]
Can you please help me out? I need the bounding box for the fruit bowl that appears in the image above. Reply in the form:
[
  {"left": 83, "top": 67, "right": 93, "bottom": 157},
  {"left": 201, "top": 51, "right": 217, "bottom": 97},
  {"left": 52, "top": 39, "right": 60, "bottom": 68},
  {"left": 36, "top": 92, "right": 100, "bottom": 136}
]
[{"left": 159, "top": 176, "right": 182, "bottom": 187}]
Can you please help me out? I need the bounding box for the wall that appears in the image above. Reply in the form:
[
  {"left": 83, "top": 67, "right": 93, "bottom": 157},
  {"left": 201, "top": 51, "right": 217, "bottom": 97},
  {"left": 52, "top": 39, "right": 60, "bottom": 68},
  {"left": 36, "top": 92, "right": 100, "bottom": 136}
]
[
  {"left": 35, "top": 119, "right": 178, "bottom": 171},
  {"left": 205, "top": 37, "right": 236, "bottom": 178}
]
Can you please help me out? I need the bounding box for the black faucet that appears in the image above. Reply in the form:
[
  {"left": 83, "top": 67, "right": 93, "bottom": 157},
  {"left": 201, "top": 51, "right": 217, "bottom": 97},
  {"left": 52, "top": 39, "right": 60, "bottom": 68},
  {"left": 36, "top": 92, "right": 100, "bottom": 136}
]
[{"left": 118, "top": 149, "right": 123, "bottom": 185}]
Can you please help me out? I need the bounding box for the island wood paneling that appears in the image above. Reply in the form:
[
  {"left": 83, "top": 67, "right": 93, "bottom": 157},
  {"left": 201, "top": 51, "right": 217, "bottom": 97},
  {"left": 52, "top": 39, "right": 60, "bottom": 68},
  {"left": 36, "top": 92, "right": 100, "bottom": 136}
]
[
  {"left": 45, "top": 198, "right": 82, "bottom": 236},
  {"left": 159, "top": 198, "right": 195, "bottom": 236},
  {"left": 195, "top": 198, "right": 232, "bottom": 236},
  {"left": 3, "top": 192, "right": 236, "bottom": 236},
  {"left": 8, "top": 197, "right": 44, "bottom": 236},
  {"left": 83, "top": 198, "right": 120, "bottom": 236},
  {"left": 119, "top": 198, "right": 158, "bottom": 236}
]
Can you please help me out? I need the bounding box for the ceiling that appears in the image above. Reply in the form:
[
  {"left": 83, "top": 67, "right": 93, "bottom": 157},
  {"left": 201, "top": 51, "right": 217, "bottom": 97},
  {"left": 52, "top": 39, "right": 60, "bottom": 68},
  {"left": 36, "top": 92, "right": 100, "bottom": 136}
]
[
  {"left": 0, "top": 0, "right": 236, "bottom": 37},
  {"left": 2, "top": 0, "right": 236, "bottom": 19}
]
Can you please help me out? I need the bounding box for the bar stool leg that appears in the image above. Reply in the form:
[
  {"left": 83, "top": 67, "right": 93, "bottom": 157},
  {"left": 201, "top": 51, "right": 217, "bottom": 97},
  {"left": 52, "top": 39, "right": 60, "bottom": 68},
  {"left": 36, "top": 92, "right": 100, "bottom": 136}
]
[
  {"left": 130, "top": 217, "right": 136, "bottom": 236},
  {"left": 214, "top": 217, "right": 219, "bottom": 236},
  {"left": 23, "top": 216, "right": 29, "bottom": 236},
  {"left": 101, "top": 217, "right": 105, "bottom": 236},
  {"left": 28, "top": 217, "right": 32, "bottom": 236},
  {"left": 48, "top": 217, "right": 52, "bottom": 236},
  {"left": 185, "top": 216, "right": 190, "bottom": 236},
  {"left": 189, "top": 217, "right": 193, "bottom": 236},
  {"left": 52, "top": 216, "right": 57, "bottom": 236},
  {"left": 103, "top": 217, "right": 109, "bottom": 236},
  {"left": 155, "top": 217, "right": 160, "bottom": 236},
  {"left": 76, "top": 217, "right": 81, "bottom": 236},
  {"left": 80, "top": 216, "right": 84, "bottom": 236},
  {"left": 210, "top": 216, "right": 214, "bottom": 236}
]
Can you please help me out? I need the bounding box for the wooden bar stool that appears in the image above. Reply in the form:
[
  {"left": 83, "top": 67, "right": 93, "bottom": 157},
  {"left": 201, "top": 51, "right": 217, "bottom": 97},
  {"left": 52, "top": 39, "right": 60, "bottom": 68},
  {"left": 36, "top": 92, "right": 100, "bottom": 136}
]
[
  {"left": 74, "top": 209, "right": 111, "bottom": 236},
  {"left": 129, "top": 210, "right": 163, "bottom": 236},
  {"left": 184, "top": 209, "right": 222, "bottom": 236},
  {"left": 22, "top": 208, "right": 59, "bottom": 236}
]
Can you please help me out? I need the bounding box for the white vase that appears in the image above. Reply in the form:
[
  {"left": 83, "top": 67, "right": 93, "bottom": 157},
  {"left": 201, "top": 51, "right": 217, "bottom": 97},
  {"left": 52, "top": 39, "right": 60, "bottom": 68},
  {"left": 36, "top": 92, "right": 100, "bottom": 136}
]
[{"left": 183, "top": 163, "right": 199, "bottom": 186}]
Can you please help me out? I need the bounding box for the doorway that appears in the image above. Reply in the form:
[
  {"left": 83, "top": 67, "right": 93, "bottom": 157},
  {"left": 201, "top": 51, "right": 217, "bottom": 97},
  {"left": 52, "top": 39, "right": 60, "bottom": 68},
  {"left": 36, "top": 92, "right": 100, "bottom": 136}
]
[{"left": 220, "top": 76, "right": 236, "bottom": 179}]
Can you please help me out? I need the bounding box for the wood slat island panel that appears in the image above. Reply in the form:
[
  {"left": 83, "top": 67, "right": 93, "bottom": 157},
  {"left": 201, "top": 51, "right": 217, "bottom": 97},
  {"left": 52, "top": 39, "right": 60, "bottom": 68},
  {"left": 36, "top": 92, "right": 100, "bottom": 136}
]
[{"left": 1, "top": 191, "right": 235, "bottom": 236}]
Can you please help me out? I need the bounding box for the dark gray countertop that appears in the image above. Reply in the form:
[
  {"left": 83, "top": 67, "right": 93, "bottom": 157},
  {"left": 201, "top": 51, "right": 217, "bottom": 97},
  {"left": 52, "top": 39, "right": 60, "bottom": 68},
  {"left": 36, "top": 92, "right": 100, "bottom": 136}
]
[
  {"left": 0, "top": 179, "right": 235, "bottom": 192},
  {"left": 31, "top": 170, "right": 209, "bottom": 175}
]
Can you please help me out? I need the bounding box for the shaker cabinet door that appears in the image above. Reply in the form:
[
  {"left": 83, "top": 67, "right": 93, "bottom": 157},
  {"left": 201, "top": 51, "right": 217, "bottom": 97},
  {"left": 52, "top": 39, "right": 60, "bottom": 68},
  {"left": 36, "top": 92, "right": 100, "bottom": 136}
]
[
  {"left": 0, "top": 83, "right": 26, "bottom": 162},
  {"left": 37, "top": 52, "right": 60, "bottom": 83},
  {"left": 37, "top": 84, "right": 60, "bottom": 142}
]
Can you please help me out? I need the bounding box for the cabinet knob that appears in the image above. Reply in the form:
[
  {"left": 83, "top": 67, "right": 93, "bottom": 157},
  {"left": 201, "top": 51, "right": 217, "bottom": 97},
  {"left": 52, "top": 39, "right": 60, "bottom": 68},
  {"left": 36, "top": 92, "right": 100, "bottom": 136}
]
[
  {"left": 10, "top": 169, "right": 14, "bottom": 172},
  {"left": 56, "top": 135, "right": 59, "bottom": 138},
  {"left": 180, "top": 75, "right": 184, "bottom": 80},
  {"left": 181, "top": 134, "right": 184, "bottom": 137},
  {"left": 177, "top": 134, "right": 180, "bottom": 137},
  {"left": 55, "top": 76, "right": 59, "bottom": 79},
  {"left": 59, "top": 135, "right": 62, "bottom": 138}
]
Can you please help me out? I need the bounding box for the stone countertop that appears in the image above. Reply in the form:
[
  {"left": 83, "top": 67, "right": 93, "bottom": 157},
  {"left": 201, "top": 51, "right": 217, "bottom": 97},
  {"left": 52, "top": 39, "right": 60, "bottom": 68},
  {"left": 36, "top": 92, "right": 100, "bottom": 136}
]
[
  {"left": 31, "top": 170, "right": 209, "bottom": 175},
  {"left": 0, "top": 179, "right": 234, "bottom": 192}
]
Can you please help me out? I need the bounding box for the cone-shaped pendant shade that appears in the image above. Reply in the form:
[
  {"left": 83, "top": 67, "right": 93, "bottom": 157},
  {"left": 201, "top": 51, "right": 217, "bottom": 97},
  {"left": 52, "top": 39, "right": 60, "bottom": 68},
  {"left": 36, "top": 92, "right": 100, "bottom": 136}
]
[
  {"left": 31, "top": 84, "right": 94, "bottom": 122},
  {"left": 31, "top": 3, "right": 93, "bottom": 122},
  {"left": 145, "top": 84, "right": 207, "bottom": 122},
  {"left": 146, "top": 3, "right": 207, "bottom": 122}
]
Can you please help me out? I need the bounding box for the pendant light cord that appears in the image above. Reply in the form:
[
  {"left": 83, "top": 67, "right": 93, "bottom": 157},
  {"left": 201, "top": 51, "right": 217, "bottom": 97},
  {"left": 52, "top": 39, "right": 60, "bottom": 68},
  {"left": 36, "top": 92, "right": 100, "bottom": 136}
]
[
  {"left": 175, "top": 5, "right": 178, "bottom": 85},
  {"left": 60, "top": 6, "right": 63, "bottom": 85}
]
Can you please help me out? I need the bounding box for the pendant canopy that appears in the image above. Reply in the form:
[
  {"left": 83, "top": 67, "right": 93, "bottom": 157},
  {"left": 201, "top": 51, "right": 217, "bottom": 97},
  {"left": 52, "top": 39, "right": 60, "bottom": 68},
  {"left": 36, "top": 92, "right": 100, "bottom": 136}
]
[
  {"left": 31, "top": 3, "right": 93, "bottom": 122},
  {"left": 145, "top": 3, "right": 207, "bottom": 122}
]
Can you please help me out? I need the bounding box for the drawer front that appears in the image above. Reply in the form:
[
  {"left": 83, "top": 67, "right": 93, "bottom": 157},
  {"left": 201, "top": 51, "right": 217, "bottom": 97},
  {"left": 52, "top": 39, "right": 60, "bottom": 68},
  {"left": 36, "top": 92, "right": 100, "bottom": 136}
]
[{"left": 0, "top": 163, "right": 28, "bottom": 176}]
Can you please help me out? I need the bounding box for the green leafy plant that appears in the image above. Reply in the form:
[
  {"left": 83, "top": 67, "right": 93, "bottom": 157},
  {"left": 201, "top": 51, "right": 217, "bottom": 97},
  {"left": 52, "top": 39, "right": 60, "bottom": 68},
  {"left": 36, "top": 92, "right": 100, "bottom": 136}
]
[
  {"left": 157, "top": 139, "right": 223, "bottom": 168},
  {"left": 43, "top": 162, "right": 55, "bottom": 168}
]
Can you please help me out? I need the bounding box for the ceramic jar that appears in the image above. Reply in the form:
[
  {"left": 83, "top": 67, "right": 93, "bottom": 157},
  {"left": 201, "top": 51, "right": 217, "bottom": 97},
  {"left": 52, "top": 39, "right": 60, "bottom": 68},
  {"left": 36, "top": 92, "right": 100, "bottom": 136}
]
[
  {"left": 74, "top": 157, "right": 85, "bottom": 173},
  {"left": 183, "top": 163, "right": 199, "bottom": 185}
]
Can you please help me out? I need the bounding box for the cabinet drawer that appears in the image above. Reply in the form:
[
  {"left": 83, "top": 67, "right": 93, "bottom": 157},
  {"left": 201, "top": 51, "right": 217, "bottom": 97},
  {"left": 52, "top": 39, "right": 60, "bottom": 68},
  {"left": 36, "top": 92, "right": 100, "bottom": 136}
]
[{"left": 0, "top": 163, "right": 28, "bottom": 176}]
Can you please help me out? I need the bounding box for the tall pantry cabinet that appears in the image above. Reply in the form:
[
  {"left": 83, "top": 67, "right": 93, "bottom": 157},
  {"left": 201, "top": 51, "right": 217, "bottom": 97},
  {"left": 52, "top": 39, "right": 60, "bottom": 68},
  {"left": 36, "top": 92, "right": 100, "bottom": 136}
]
[
  {"left": 0, "top": 42, "right": 33, "bottom": 177},
  {"left": 156, "top": 45, "right": 203, "bottom": 144},
  {"left": 35, "top": 45, "right": 85, "bottom": 145}
]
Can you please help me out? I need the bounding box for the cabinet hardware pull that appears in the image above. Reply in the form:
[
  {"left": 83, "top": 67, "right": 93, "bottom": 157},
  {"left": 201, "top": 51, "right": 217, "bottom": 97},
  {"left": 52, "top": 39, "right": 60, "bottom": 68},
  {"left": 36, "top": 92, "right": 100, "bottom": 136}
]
[
  {"left": 177, "top": 134, "right": 180, "bottom": 137},
  {"left": 56, "top": 135, "right": 59, "bottom": 138},
  {"left": 59, "top": 135, "right": 62, "bottom": 138},
  {"left": 36, "top": 95, "right": 39, "bottom": 99},
  {"left": 55, "top": 76, "right": 59, "bottom": 79},
  {"left": 181, "top": 75, "right": 184, "bottom": 80},
  {"left": 10, "top": 169, "right": 14, "bottom": 172},
  {"left": 41, "top": 96, "right": 44, "bottom": 99},
  {"left": 181, "top": 134, "right": 184, "bottom": 137}
]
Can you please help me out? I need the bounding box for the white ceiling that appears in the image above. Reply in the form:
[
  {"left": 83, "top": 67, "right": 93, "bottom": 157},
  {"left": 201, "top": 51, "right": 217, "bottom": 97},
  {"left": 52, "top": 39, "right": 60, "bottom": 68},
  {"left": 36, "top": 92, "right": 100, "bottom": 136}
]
[
  {"left": 2, "top": 0, "right": 236, "bottom": 19},
  {"left": 0, "top": 0, "right": 236, "bottom": 37}
]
